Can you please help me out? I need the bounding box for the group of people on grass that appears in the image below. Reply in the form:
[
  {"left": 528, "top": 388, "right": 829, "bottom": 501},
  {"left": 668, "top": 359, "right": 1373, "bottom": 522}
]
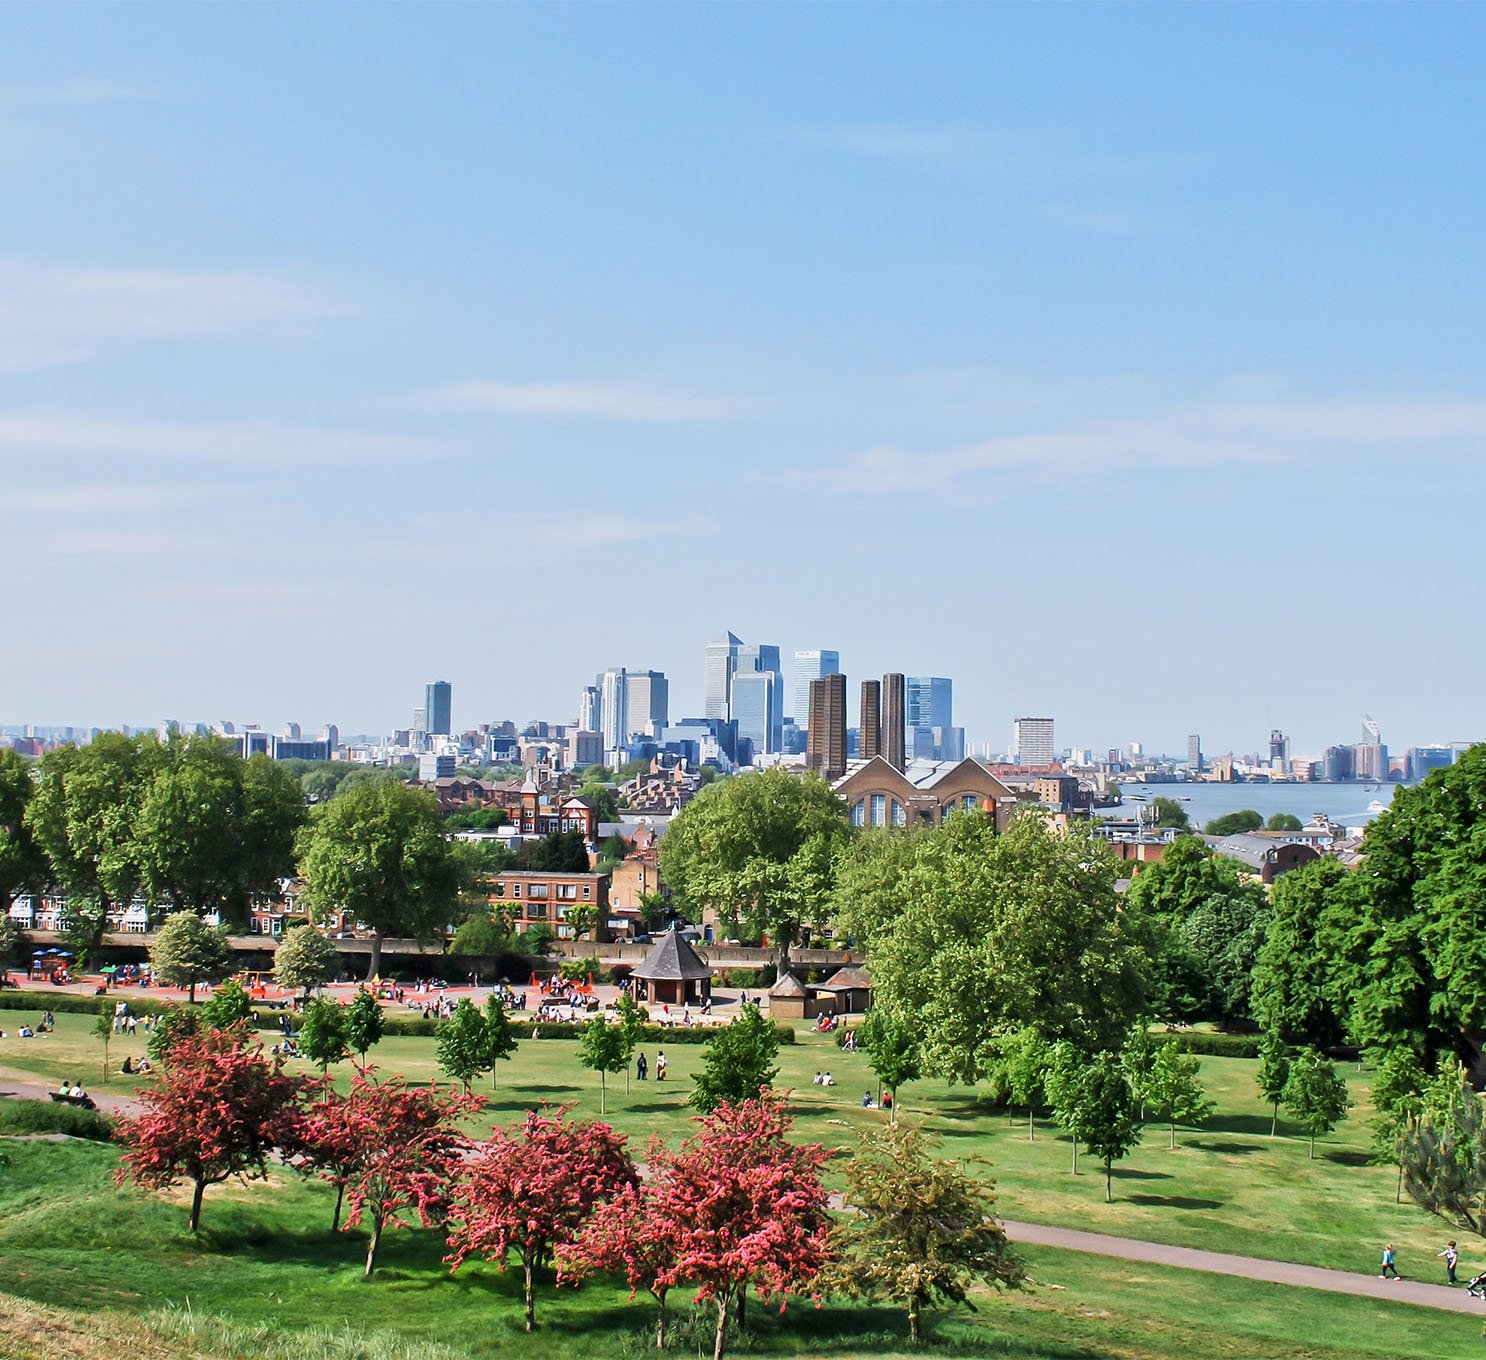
[{"left": 633, "top": 1050, "right": 667, "bottom": 1081}]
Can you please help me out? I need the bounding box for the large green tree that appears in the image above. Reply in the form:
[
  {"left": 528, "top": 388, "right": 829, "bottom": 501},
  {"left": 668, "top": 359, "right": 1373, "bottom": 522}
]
[
  {"left": 690, "top": 1001, "right": 780, "bottom": 1112},
  {"left": 149, "top": 910, "right": 229, "bottom": 1003},
  {"left": 862, "top": 814, "right": 1148, "bottom": 1083},
  {"left": 297, "top": 779, "right": 461, "bottom": 981},
  {"left": 273, "top": 924, "right": 342, "bottom": 995},
  {"left": 26, "top": 733, "right": 159, "bottom": 949},
  {"left": 1123, "top": 836, "right": 1269, "bottom": 1023},
  {"left": 659, "top": 767, "right": 850, "bottom": 969},
  {"left": 0, "top": 750, "right": 45, "bottom": 917}
]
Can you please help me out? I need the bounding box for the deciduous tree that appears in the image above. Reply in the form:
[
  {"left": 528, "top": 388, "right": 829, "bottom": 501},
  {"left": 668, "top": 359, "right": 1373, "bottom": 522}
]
[
  {"left": 446, "top": 1107, "right": 635, "bottom": 1331},
  {"left": 858, "top": 1006, "right": 922, "bottom": 1126},
  {"left": 345, "top": 986, "right": 385, "bottom": 1061},
  {"left": 482, "top": 993, "right": 517, "bottom": 1088},
  {"left": 273, "top": 925, "right": 341, "bottom": 996},
  {"left": 297, "top": 779, "right": 461, "bottom": 981},
  {"left": 1255, "top": 1032, "right": 1292, "bottom": 1137},
  {"left": 200, "top": 978, "right": 255, "bottom": 1030},
  {"left": 0, "top": 749, "right": 44, "bottom": 918},
  {"left": 863, "top": 815, "right": 1147, "bottom": 1082},
  {"left": 116, "top": 1022, "right": 300, "bottom": 1232},
  {"left": 577, "top": 1016, "right": 628, "bottom": 1115},
  {"left": 659, "top": 767, "right": 850, "bottom": 971},
  {"left": 614, "top": 991, "right": 646, "bottom": 1093},
  {"left": 1143, "top": 1040, "right": 1213, "bottom": 1149},
  {"left": 149, "top": 910, "right": 229, "bottom": 1003},
  {"left": 299, "top": 996, "right": 350, "bottom": 1071},
  {"left": 1074, "top": 1052, "right": 1143, "bottom": 1202},
  {"left": 1282, "top": 1047, "right": 1351, "bottom": 1159},
  {"left": 828, "top": 1123, "right": 1024, "bottom": 1343},
  {"left": 656, "top": 1094, "right": 832, "bottom": 1360},
  {"left": 997, "top": 1025, "right": 1049, "bottom": 1140},
  {"left": 435, "top": 998, "right": 491, "bottom": 1093},
  {"left": 690, "top": 1001, "right": 779, "bottom": 1113},
  {"left": 561, "top": 1177, "right": 680, "bottom": 1348}
]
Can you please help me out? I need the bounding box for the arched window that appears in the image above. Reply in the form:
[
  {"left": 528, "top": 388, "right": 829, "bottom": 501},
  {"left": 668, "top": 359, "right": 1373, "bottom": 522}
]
[{"left": 851, "top": 799, "right": 866, "bottom": 827}]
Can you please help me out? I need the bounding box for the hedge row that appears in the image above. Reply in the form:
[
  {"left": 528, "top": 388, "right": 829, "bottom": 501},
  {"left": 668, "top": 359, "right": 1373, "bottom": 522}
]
[
  {"left": 0, "top": 1097, "right": 116, "bottom": 1141},
  {"left": 0, "top": 990, "right": 174, "bottom": 1018},
  {"left": 378, "top": 1015, "right": 795, "bottom": 1045},
  {"left": 1170, "top": 1031, "right": 1261, "bottom": 1059}
]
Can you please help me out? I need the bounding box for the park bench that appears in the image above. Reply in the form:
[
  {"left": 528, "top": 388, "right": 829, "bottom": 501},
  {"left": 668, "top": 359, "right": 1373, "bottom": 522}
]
[{"left": 49, "top": 1092, "right": 99, "bottom": 1112}]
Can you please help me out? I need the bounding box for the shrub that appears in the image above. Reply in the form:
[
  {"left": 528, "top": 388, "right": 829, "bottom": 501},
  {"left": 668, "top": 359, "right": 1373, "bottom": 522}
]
[
  {"left": 377, "top": 1015, "right": 794, "bottom": 1045},
  {"left": 0, "top": 990, "right": 174, "bottom": 1018},
  {"left": 1170, "top": 1031, "right": 1260, "bottom": 1059},
  {"left": 0, "top": 1097, "right": 115, "bottom": 1141}
]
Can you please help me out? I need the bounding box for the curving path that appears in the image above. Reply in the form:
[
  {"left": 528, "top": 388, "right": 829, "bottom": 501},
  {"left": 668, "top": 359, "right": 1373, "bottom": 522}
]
[
  {"left": 0, "top": 1073, "right": 144, "bottom": 1117},
  {"left": 1003, "top": 1219, "right": 1483, "bottom": 1316}
]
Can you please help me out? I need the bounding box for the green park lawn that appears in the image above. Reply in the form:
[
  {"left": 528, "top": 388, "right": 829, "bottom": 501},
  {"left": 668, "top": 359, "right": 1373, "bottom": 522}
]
[
  {"left": 0, "top": 1133, "right": 1480, "bottom": 1360},
  {"left": 0, "top": 1008, "right": 1463, "bottom": 1279}
]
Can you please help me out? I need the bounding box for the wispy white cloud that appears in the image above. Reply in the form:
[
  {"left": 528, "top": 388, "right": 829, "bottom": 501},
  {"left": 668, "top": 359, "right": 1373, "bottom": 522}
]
[
  {"left": 6, "top": 527, "right": 224, "bottom": 559},
  {"left": 793, "top": 124, "right": 993, "bottom": 162},
  {"left": 782, "top": 390, "right": 1486, "bottom": 499},
  {"left": 415, "top": 379, "right": 735, "bottom": 423},
  {"left": 0, "top": 258, "right": 353, "bottom": 370},
  {"left": 0, "top": 414, "right": 458, "bottom": 464}
]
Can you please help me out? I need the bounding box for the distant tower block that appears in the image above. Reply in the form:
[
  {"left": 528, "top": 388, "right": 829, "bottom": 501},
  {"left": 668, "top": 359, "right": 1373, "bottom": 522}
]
[
  {"left": 860, "top": 679, "right": 882, "bottom": 762},
  {"left": 807, "top": 674, "right": 848, "bottom": 780}
]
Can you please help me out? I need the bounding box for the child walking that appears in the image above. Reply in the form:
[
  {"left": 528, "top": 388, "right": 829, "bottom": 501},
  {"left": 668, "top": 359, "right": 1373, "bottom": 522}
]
[
  {"left": 1439, "top": 1241, "right": 1459, "bottom": 1284},
  {"left": 1381, "top": 1243, "right": 1401, "bottom": 1280}
]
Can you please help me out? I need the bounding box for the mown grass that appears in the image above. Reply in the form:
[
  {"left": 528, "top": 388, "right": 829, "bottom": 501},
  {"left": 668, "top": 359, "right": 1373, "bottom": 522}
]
[
  {"left": 1, "top": 1134, "right": 1481, "bottom": 1360},
  {"left": 0, "top": 1008, "right": 1462, "bottom": 1278}
]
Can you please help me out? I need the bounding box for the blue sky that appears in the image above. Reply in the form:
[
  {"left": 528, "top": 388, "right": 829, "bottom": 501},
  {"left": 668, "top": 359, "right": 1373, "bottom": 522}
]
[{"left": 2, "top": 4, "right": 1482, "bottom": 758}]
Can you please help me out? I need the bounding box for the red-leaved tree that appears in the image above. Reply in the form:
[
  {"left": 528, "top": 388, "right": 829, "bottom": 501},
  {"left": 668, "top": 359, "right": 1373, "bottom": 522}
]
[
  {"left": 659, "top": 1093, "right": 833, "bottom": 1360},
  {"left": 560, "top": 1159, "right": 681, "bottom": 1348},
  {"left": 323, "top": 1068, "right": 482, "bottom": 1279},
  {"left": 116, "top": 1021, "right": 301, "bottom": 1233},
  {"left": 446, "top": 1106, "right": 636, "bottom": 1332}
]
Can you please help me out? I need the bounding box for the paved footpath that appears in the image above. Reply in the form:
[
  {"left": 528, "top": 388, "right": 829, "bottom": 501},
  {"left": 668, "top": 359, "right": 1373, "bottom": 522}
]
[
  {"left": 0, "top": 1073, "right": 144, "bottom": 1117},
  {"left": 1004, "top": 1219, "right": 1483, "bottom": 1316}
]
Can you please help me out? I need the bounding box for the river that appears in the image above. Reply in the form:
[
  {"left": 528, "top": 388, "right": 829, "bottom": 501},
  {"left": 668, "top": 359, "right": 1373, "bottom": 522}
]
[{"left": 1101, "top": 780, "right": 1410, "bottom": 833}]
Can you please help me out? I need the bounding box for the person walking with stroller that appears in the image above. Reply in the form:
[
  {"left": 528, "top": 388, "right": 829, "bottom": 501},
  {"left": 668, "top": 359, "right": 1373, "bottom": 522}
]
[
  {"left": 1439, "top": 1240, "right": 1459, "bottom": 1284},
  {"left": 1380, "top": 1243, "right": 1401, "bottom": 1280}
]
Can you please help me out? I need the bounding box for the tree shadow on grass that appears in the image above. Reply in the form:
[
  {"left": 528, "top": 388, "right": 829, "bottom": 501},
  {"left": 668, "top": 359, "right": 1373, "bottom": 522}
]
[
  {"left": 1324, "top": 1149, "right": 1371, "bottom": 1168},
  {"left": 1110, "top": 1168, "right": 1173, "bottom": 1182},
  {"left": 1185, "top": 1139, "right": 1260, "bottom": 1156},
  {"left": 624, "top": 1100, "right": 691, "bottom": 1114},
  {"left": 1126, "top": 1193, "right": 1224, "bottom": 1210},
  {"left": 1203, "top": 1112, "right": 1279, "bottom": 1137}
]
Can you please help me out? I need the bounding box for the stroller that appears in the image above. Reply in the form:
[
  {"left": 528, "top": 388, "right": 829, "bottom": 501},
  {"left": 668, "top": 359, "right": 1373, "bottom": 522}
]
[{"left": 1466, "top": 1270, "right": 1486, "bottom": 1299}]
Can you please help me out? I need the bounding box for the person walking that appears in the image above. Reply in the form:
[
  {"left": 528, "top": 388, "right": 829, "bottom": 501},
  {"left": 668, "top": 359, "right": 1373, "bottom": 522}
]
[
  {"left": 1439, "top": 1241, "right": 1459, "bottom": 1284},
  {"left": 636, "top": 1052, "right": 648, "bottom": 1081},
  {"left": 1381, "top": 1243, "right": 1401, "bottom": 1280},
  {"left": 656, "top": 1050, "right": 668, "bottom": 1082}
]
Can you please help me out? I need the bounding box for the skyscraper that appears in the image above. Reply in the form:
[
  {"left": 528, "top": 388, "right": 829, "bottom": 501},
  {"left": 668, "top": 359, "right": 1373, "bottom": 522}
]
[
  {"left": 859, "top": 679, "right": 881, "bottom": 761},
  {"left": 1269, "top": 729, "right": 1288, "bottom": 768},
  {"left": 599, "top": 668, "right": 627, "bottom": 754},
  {"left": 1014, "top": 717, "right": 1055, "bottom": 767},
  {"left": 793, "top": 649, "right": 840, "bottom": 727},
  {"left": 424, "top": 681, "right": 451, "bottom": 736},
  {"left": 882, "top": 673, "right": 906, "bottom": 771},
  {"left": 624, "top": 671, "right": 669, "bottom": 738},
  {"left": 807, "top": 674, "right": 847, "bottom": 779},
  {"left": 579, "top": 685, "right": 601, "bottom": 733},
  {"left": 1187, "top": 734, "right": 1202, "bottom": 772},
  {"left": 731, "top": 670, "right": 780, "bottom": 760},
  {"left": 704, "top": 632, "right": 742, "bottom": 720},
  {"left": 735, "top": 643, "right": 783, "bottom": 753},
  {"left": 905, "top": 677, "right": 953, "bottom": 732}
]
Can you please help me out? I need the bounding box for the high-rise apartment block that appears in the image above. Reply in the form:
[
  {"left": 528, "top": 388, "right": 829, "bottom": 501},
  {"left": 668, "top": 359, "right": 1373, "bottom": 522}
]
[
  {"left": 1014, "top": 717, "right": 1055, "bottom": 767},
  {"left": 881, "top": 673, "right": 906, "bottom": 770},
  {"left": 731, "top": 669, "right": 781, "bottom": 760},
  {"left": 579, "top": 685, "right": 601, "bottom": 733},
  {"left": 807, "top": 674, "right": 848, "bottom": 779},
  {"left": 1187, "top": 733, "right": 1202, "bottom": 772},
  {"left": 599, "top": 668, "right": 628, "bottom": 754},
  {"left": 793, "top": 649, "right": 840, "bottom": 727},
  {"left": 859, "top": 679, "right": 882, "bottom": 761},
  {"left": 424, "top": 681, "right": 452, "bottom": 736}
]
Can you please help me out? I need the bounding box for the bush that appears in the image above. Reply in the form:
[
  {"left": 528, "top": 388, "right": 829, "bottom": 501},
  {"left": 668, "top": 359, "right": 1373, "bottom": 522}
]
[
  {"left": 0, "top": 1097, "right": 115, "bottom": 1141},
  {"left": 716, "top": 966, "right": 775, "bottom": 989},
  {"left": 377, "top": 1015, "right": 795, "bottom": 1044},
  {"left": 1171, "top": 1031, "right": 1261, "bottom": 1059}
]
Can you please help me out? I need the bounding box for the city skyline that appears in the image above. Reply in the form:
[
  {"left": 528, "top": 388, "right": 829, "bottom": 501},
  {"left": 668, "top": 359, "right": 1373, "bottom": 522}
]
[{"left": 2, "top": 7, "right": 1482, "bottom": 753}]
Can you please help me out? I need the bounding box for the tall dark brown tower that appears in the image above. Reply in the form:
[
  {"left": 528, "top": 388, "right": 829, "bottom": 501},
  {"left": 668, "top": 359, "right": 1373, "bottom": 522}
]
[
  {"left": 807, "top": 674, "right": 848, "bottom": 780},
  {"left": 882, "top": 672, "right": 906, "bottom": 771},
  {"left": 859, "top": 679, "right": 882, "bottom": 761}
]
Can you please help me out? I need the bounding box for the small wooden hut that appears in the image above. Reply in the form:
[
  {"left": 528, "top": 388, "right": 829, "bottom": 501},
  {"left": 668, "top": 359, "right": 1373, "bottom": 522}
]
[
  {"left": 631, "top": 925, "right": 712, "bottom": 1006},
  {"left": 767, "top": 970, "right": 813, "bottom": 1021}
]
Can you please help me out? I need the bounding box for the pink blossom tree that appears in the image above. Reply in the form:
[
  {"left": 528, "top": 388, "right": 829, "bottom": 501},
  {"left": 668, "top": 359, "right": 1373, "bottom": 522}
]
[
  {"left": 446, "top": 1107, "right": 635, "bottom": 1331},
  {"left": 115, "top": 1021, "right": 301, "bottom": 1233}
]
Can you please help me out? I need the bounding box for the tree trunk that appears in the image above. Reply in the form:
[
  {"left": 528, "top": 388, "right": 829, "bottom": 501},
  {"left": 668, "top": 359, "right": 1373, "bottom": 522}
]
[
  {"left": 1104, "top": 1158, "right": 1113, "bottom": 1203},
  {"left": 365, "top": 1212, "right": 385, "bottom": 1279},
  {"left": 909, "top": 1291, "right": 922, "bottom": 1344},
  {"left": 1028, "top": 1108, "right": 1034, "bottom": 1141},
  {"left": 101, "top": 1036, "right": 109, "bottom": 1085},
  {"left": 523, "top": 1246, "right": 537, "bottom": 1332},
  {"left": 1071, "top": 1139, "right": 1078, "bottom": 1175},
  {"left": 735, "top": 1285, "right": 747, "bottom": 1330},
  {"left": 713, "top": 1293, "right": 729, "bottom": 1360},
  {"left": 332, "top": 1180, "right": 346, "bottom": 1232},
  {"left": 600, "top": 1068, "right": 606, "bottom": 1116},
  {"left": 365, "top": 932, "right": 384, "bottom": 984},
  {"left": 1396, "top": 1160, "right": 1404, "bottom": 1204},
  {"left": 188, "top": 980, "right": 197, "bottom": 1004},
  {"left": 653, "top": 1288, "right": 669, "bottom": 1349},
  {"left": 1169, "top": 1122, "right": 1176, "bottom": 1151},
  {"left": 1309, "top": 1132, "right": 1316, "bottom": 1160},
  {"left": 1271, "top": 1103, "right": 1279, "bottom": 1138},
  {"left": 891, "top": 1086, "right": 899, "bottom": 1128},
  {"left": 189, "top": 1177, "right": 206, "bottom": 1233}
]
